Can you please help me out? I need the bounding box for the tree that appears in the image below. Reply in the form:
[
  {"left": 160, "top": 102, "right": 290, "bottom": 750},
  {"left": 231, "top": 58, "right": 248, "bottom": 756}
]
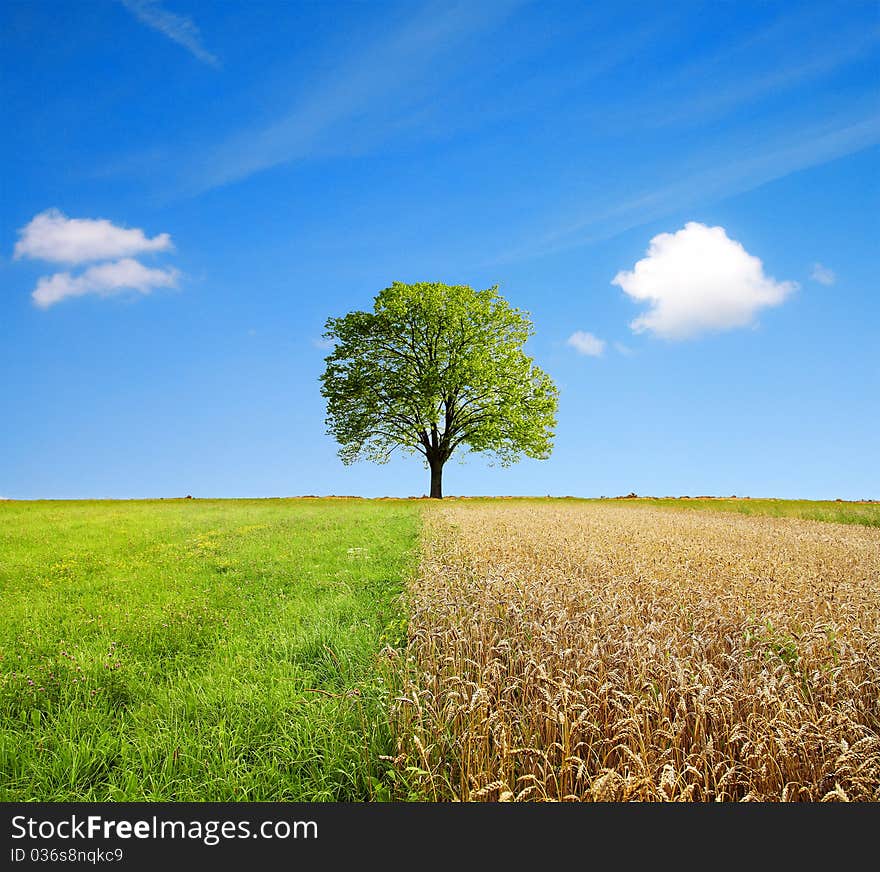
[{"left": 320, "top": 281, "right": 558, "bottom": 498}]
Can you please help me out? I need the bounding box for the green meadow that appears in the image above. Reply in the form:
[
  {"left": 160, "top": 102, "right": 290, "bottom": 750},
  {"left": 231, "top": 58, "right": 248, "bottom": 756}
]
[{"left": 0, "top": 498, "right": 418, "bottom": 801}]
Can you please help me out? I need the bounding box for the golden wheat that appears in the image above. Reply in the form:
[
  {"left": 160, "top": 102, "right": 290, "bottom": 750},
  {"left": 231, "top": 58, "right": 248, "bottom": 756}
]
[{"left": 391, "top": 503, "right": 880, "bottom": 801}]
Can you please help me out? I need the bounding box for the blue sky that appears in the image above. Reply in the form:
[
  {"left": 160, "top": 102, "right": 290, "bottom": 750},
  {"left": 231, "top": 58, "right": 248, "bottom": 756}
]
[{"left": 1, "top": 0, "right": 878, "bottom": 500}]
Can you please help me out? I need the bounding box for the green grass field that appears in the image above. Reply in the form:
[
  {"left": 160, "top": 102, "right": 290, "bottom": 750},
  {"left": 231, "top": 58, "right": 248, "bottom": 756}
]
[
  {"left": 0, "top": 495, "right": 875, "bottom": 801},
  {"left": 0, "top": 498, "right": 418, "bottom": 801}
]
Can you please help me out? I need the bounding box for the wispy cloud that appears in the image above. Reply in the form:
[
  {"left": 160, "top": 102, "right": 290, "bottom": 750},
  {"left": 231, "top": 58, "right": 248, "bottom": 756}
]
[
  {"left": 490, "top": 111, "right": 880, "bottom": 265},
  {"left": 810, "top": 263, "right": 836, "bottom": 286},
  {"left": 14, "top": 209, "right": 172, "bottom": 264},
  {"left": 118, "top": 0, "right": 219, "bottom": 67},
  {"left": 629, "top": 15, "right": 880, "bottom": 130},
  {"left": 32, "top": 259, "right": 179, "bottom": 309},
  {"left": 658, "top": 39, "right": 879, "bottom": 130},
  {"left": 181, "top": 0, "right": 524, "bottom": 194},
  {"left": 567, "top": 331, "right": 606, "bottom": 357}
]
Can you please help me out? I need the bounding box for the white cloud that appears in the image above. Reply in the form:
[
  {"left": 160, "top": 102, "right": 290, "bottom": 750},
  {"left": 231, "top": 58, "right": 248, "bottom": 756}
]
[
  {"left": 567, "top": 331, "right": 606, "bottom": 357},
  {"left": 13, "top": 210, "right": 180, "bottom": 310},
  {"left": 118, "top": 0, "right": 219, "bottom": 67},
  {"left": 32, "top": 259, "right": 179, "bottom": 309},
  {"left": 613, "top": 341, "right": 633, "bottom": 356},
  {"left": 612, "top": 222, "right": 797, "bottom": 339},
  {"left": 810, "top": 262, "right": 836, "bottom": 285},
  {"left": 15, "top": 209, "right": 172, "bottom": 265}
]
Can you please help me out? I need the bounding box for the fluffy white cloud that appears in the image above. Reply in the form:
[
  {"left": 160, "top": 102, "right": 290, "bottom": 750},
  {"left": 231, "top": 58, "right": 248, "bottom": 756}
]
[
  {"left": 14, "top": 209, "right": 172, "bottom": 265},
  {"left": 612, "top": 222, "right": 797, "bottom": 339},
  {"left": 567, "top": 330, "right": 606, "bottom": 356},
  {"left": 32, "top": 259, "right": 179, "bottom": 309},
  {"left": 810, "top": 262, "right": 836, "bottom": 285}
]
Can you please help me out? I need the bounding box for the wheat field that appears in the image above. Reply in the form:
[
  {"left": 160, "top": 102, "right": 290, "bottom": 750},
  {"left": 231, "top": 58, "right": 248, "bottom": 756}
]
[{"left": 391, "top": 503, "right": 880, "bottom": 801}]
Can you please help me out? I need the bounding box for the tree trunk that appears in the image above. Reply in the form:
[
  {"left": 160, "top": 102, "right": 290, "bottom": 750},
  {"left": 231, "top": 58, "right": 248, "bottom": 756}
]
[{"left": 429, "top": 459, "right": 443, "bottom": 499}]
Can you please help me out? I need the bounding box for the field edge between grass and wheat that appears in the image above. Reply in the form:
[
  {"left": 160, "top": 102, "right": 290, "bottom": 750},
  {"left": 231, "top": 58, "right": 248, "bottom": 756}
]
[{"left": 1, "top": 496, "right": 878, "bottom": 802}]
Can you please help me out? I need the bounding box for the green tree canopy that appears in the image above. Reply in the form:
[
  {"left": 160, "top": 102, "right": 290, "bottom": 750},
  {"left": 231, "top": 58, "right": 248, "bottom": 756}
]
[{"left": 320, "top": 281, "right": 558, "bottom": 498}]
